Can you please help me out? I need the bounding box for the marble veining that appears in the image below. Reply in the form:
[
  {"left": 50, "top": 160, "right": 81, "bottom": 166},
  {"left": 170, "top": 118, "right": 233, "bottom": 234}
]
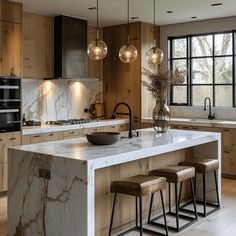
[{"left": 22, "top": 79, "right": 103, "bottom": 122}]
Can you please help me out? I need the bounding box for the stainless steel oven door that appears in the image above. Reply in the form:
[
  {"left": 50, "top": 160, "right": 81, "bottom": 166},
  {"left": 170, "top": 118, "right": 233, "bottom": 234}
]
[{"left": 0, "top": 108, "right": 21, "bottom": 132}]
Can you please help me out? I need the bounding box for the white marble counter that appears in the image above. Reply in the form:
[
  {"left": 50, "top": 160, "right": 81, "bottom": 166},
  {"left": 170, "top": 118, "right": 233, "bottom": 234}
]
[
  {"left": 142, "top": 117, "right": 236, "bottom": 129},
  {"left": 22, "top": 118, "right": 129, "bottom": 135},
  {"left": 8, "top": 129, "right": 221, "bottom": 236}
]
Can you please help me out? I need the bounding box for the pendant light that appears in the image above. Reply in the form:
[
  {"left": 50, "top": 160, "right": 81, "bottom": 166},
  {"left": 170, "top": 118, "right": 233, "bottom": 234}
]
[
  {"left": 87, "top": 0, "right": 107, "bottom": 60},
  {"left": 145, "top": 0, "right": 164, "bottom": 65},
  {"left": 119, "top": 0, "right": 138, "bottom": 63}
]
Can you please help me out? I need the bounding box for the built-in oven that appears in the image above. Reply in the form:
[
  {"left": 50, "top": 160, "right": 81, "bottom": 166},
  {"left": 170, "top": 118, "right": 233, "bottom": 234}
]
[{"left": 0, "top": 77, "right": 21, "bottom": 133}]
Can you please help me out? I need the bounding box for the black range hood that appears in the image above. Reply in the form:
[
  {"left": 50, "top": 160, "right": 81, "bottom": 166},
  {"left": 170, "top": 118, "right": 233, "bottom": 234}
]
[{"left": 45, "top": 15, "right": 98, "bottom": 81}]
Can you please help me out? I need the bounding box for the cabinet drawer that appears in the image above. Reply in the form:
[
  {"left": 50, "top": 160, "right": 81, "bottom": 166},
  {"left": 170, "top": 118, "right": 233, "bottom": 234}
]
[
  {"left": 83, "top": 127, "right": 103, "bottom": 134},
  {"left": 222, "top": 151, "right": 236, "bottom": 176},
  {"left": 0, "top": 132, "right": 21, "bottom": 163},
  {"left": 47, "top": 132, "right": 64, "bottom": 141},
  {"left": 117, "top": 124, "right": 129, "bottom": 132},
  {"left": 0, "top": 163, "right": 7, "bottom": 192},
  {"left": 30, "top": 134, "right": 51, "bottom": 144},
  {"left": 103, "top": 125, "right": 118, "bottom": 132},
  {"left": 63, "top": 130, "right": 80, "bottom": 139}
]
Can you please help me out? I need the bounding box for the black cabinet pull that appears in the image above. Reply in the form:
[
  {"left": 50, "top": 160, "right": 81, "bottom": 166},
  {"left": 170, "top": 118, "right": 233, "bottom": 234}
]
[
  {"left": 33, "top": 135, "right": 40, "bottom": 138},
  {"left": 49, "top": 133, "right": 54, "bottom": 136}
]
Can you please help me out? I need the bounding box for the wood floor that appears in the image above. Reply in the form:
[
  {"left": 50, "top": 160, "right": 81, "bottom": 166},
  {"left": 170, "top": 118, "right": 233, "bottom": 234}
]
[{"left": 1, "top": 178, "right": 236, "bottom": 236}]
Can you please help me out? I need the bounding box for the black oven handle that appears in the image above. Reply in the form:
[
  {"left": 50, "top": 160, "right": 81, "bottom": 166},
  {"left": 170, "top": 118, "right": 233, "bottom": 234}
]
[{"left": 0, "top": 109, "right": 19, "bottom": 113}]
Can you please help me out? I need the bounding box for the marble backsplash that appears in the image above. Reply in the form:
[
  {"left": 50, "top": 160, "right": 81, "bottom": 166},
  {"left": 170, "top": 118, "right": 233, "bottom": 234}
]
[{"left": 22, "top": 79, "right": 103, "bottom": 123}]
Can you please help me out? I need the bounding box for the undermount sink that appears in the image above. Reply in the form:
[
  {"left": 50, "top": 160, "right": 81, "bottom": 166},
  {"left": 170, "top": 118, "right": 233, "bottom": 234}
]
[{"left": 86, "top": 132, "right": 121, "bottom": 145}]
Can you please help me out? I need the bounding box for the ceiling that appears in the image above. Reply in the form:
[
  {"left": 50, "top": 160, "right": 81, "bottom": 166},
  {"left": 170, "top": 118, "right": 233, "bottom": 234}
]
[{"left": 16, "top": 0, "right": 236, "bottom": 27}]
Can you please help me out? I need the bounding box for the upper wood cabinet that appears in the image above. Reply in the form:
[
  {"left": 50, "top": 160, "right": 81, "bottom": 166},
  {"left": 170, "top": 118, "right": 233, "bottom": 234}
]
[
  {"left": 103, "top": 22, "right": 160, "bottom": 129},
  {"left": 23, "top": 13, "right": 53, "bottom": 78},
  {"left": 0, "top": 21, "right": 22, "bottom": 76},
  {"left": 0, "top": 1, "right": 22, "bottom": 24}
]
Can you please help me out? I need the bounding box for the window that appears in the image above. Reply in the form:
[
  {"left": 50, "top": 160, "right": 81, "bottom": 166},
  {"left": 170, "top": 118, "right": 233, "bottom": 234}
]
[{"left": 169, "top": 31, "right": 236, "bottom": 107}]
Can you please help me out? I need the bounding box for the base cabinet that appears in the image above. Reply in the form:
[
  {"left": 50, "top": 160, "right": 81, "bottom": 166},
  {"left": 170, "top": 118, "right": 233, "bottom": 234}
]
[{"left": 0, "top": 132, "right": 21, "bottom": 192}]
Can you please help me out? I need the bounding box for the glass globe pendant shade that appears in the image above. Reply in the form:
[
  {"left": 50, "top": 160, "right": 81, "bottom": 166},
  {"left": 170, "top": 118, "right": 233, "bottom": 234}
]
[
  {"left": 119, "top": 43, "right": 138, "bottom": 63},
  {"left": 87, "top": 39, "right": 108, "bottom": 61},
  {"left": 145, "top": 46, "right": 164, "bottom": 65}
]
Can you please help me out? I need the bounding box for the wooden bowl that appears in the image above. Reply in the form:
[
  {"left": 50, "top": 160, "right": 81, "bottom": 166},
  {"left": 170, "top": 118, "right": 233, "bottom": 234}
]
[{"left": 86, "top": 132, "right": 121, "bottom": 145}]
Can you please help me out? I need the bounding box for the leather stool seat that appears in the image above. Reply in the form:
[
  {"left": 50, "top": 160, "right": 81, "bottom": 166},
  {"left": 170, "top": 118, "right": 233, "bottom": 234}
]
[
  {"left": 149, "top": 165, "right": 195, "bottom": 183},
  {"left": 111, "top": 175, "right": 166, "bottom": 196},
  {"left": 179, "top": 159, "right": 219, "bottom": 173}
]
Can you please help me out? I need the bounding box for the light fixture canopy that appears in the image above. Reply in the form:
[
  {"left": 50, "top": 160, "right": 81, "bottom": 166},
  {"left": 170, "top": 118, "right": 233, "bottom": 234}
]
[
  {"left": 145, "top": 0, "right": 164, "bottom": 65},
  {"left": 119, "top": 0, "right": 138, "bottom": 63},
  {"left": 87, "top": 0, "right": 107, "bottom": 61}
]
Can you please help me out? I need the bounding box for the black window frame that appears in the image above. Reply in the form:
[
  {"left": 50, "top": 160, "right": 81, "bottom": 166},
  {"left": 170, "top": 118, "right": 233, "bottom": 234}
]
[{"left": 168, "top": 30, "right": 236, "bottom": 107}]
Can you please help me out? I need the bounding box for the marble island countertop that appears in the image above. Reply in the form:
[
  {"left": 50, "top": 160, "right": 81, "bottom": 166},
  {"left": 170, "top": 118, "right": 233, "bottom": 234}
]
[
  {"left": 8, "top": 128, "right": 221, "bottom": 236},
  {"left": 22, "top": 118, "right": 129, "bottom": 136},
  {"left": 13, "top": 128, "right": 220, "bottom": 169},
  {"left": 142, "top": 117, "right": 236, "bottom": 129}
]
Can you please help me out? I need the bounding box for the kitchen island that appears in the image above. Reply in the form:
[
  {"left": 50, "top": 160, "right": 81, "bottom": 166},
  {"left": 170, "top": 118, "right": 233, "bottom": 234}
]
[{"left": 8, "top": 129, "right": 221, "bottom": 236}]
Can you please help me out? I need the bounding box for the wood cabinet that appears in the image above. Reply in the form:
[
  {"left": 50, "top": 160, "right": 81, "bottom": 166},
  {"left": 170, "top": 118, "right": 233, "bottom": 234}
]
[
  {"left": 0, "top": 132, "right": 21, "bottom": 192},
  {"left": 22, "top": 123, "right": 129, "bottom": 144},
  {"left": 22, "top": 132, "right": 64, "bottom": 145},
  {"left": 0, "top": 21, "right": 21, "bottom": 76},
  {"left": 23, "top": 12, "right": 53, "bottom": 78},
  {"left": 0, "top": 1, "right": 22, "bottom": 24},
  {"left": 103, "top": 22, "right": 160, "bottom": 129}
]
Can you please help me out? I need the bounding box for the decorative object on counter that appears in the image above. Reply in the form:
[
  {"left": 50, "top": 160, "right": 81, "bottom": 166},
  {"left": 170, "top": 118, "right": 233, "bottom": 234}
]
[
  {"left": 119, "top": 0, "right": 138, "bottom": 63},
  {"left": 22, "top": 113, "right": 26, "bottom": 126},
  {"left": 142, "top": 68, "right": 185, "bottom": 133},
  {"left": 145, "top": 0, "right": 164, "bottom": 66},
  {"left": 90, "top": 102, "right": 105, "bottom": 118},
  {"left": 87, "top": 0, "right": 107, "bottom": 60},
  {"left": 86, "top": 132, "right": 121, "bottom": 145},
  {"left": 25, "top": 120, "right": 41, "bottom": 126}
]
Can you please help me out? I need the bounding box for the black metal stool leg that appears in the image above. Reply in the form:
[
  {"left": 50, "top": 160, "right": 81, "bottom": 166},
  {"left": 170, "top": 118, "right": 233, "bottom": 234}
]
[
  {"left": 160, "top": 190, "right": 169, "bottom": 236},
  {"left": 169, "top": 182, "right": 171, "bottom": 213},
  {"left": 194, "top": 174, "right": 197, "bottom": 195},
  {"left": 148, "top": 193, "right": 154, "bottom": 223},
  {"left": 178, "top": 182, "right": 183, "bottom": 208},
  {"left": 203, "top": 174, "right": 206, "bottom": 217},
  {"left": 190, "top": 178, "right": 198, "bottom": 220},
  {"left": 139, "top": 197, "right": 143, "bottom": 236},
  {"left": 175, "top": 183, "right": 180, "bottom": 232},
  {"left": 109, "top": 193, "right": 117, "bottom": 236},
  {"left": 214, "top": 170, "right": 221, "bottom": 208},
  {"left": 136, "top": 197, "right": 138, "bottom": 227}
]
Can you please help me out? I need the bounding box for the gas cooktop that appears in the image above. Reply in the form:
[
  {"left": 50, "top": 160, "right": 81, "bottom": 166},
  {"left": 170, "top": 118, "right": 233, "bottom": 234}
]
[{"left": 45, "top": 119, "right": 98, "bottom": 126}]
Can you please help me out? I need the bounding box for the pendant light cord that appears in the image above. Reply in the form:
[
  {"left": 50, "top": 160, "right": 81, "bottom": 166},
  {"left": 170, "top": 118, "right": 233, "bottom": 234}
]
[
  {"left": 154, "top": 0, "right": 156, "bottom": 46},
  {"left": 96, "top": 0, "right": 99, "bottom": 39},
  {"left": 127, "top": 0, "right": 130, "bottom": 43}
]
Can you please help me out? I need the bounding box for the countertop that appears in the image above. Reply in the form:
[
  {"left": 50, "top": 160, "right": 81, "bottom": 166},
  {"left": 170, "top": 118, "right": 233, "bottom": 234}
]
[
  {"left": 12, "top": 128, "right": 220, "bottom": 169},
  {"left": 142, "top": 117, "right": 236, "bottom": 129},
  {"left": 22, "top": 118, "right": 129, "bottom": 136}
]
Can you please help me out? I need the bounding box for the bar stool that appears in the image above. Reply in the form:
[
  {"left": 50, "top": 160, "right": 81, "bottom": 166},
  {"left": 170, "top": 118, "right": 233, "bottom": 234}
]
[
  {"left": 148, "top": 166, "right": 198, "bottom": 232},
  {"left": 108, "top": 175, "right": 168, "bottom": 236},
  {"left": 178, "top": 159, "right": 220, "bottom": 217}
]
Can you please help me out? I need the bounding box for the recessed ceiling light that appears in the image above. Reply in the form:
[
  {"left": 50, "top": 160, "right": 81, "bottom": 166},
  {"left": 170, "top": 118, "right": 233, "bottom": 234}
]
[
  {"left": 166, "top": 10, "right": 174, "bottom": 14},
  {"left": 211, "top": 3, "right": 223, "bottom": 6},
  {"left": 88, "top": 7, "right": 97, "bottom": 10},
  {"left": 191, "top": 16, "right": 197, "bottom": 19},
  {"left": 130, "top": 16, "right": 139, "bottom": 20}
]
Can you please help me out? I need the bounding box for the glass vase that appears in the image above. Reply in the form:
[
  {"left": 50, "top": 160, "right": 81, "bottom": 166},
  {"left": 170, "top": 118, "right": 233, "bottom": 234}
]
[{"left": 152, "top": 99, "right": 170, "bottom": 133}]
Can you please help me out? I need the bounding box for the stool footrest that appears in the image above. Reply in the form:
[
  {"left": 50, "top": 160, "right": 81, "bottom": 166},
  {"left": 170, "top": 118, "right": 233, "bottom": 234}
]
[
  {"left": 149, "top": 211, "right": 198, "bottom": 232},
  {"left": 179, "top": 200, "right": 220, "bottom": 217},
  {"left": 117, "top": 225, "right": 168, "bottom": 236}
]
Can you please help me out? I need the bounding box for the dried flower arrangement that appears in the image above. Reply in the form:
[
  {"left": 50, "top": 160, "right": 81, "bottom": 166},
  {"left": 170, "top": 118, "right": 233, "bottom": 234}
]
[{"left": 142, "top": 68, "right": 185, "bottom": 100}]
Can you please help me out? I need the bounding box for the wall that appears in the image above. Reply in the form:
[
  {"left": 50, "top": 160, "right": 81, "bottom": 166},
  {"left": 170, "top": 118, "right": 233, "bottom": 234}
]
[
  {"left": 142, "top": 16, "right": 236, "bottom": 120},
  {"left": 22, "top": 79, "right": 103, "bottom": 122}
]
